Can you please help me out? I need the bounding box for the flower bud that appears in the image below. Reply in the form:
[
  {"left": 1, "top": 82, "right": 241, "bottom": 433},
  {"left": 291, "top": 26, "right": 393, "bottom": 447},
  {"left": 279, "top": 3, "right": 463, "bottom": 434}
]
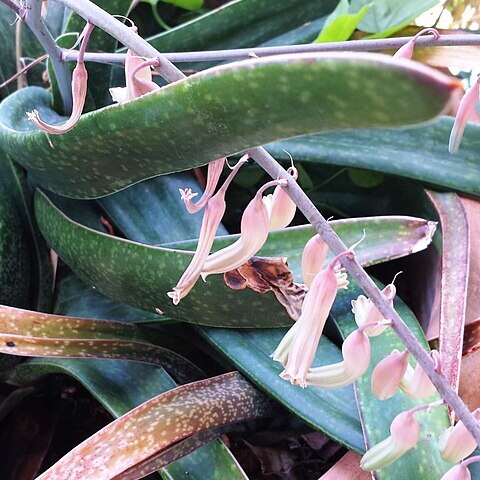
[
  {"left": 301, "top": 234, "right": 329, "bottom": 287},
  {"left": 263, "top": 166, "right": 297, "bottom": 231},
  {"left": 399, "top": 362, "right": 437, "bottom": 400},
  {"left": 449, "top": 76, "right": 480, "bottom": 154},
  {"left": 304, "top": 329, "right": 371, "bottom": 388},
  {"left": 371, "top": 350, "right": 409, "bottom": 400},
  {"left": 361, "top": 411, "right": 420, "bottom": 471},
  {"left": 441, "top": 464, "right": 472, "bottom": 480},
  {"left": 438, "top": 409, "right": 480, "bottom": 463}
]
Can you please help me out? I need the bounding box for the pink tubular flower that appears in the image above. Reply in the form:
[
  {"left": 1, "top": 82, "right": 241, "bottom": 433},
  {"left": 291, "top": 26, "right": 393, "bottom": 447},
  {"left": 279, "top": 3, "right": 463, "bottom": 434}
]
[
  {"left": 110, "top": 49, "right": 160, "bottom": 103},
  {"left": 449, "top": 76, "right": 480, "bottom": 154},
  {"left": 301, "top": 234, "right": 329, "bottom": 288},
  {"left": 180, "top": 157, "right": 227, "bottom": 214},
  {"left": 272, "top": 251, "right": 351, "bottom": 387},
  {"left": 167, "top": 158, "right": 247, "bottom": 304},
  {"left": 351, "top": 283, "right": 396, "bottom": 336},
  {"left": 371, "top": 350, "right": 410, "bottom": 400},
  {"left": 262, "top": 166, "right": 298, "bottom": 231},
  {"left": 393, "top": 28, "right": 439, "bottom": 60},
  {"left": 200, "top": 179, "right": 287, "bottom": 279},
  {"left": 27, "top": 23, "right": 95, "bottom": 134},
  {"left": 441, "top": 464, "right": 471, "bottom": 480},
  {"left": 361, "top": 410, "right": 420, "bottom": 471},
  {"left": 438, "top": 409, "right": 480, "bottom": 463},
  {"left": 304, "top": 329, "right": 371, "bottom": 388}
]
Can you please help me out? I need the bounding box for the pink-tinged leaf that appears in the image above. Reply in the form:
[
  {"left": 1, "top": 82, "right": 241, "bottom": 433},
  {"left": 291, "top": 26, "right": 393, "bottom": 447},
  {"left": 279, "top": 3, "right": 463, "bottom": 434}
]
[
  {"left": 319, "top": 451, "right": 369, "bottom": 480},
  {"left": 0, "top": 304, "right": 202, "bottom": 383},
  {"left": 35, "top": 372, "right": 273, "bottom": 480},
  {"left": 461, "top": 197, "right": 480, "bottom": 326},
  {"left": 426, "top": 192, "right": 469, "bottom": 394}
]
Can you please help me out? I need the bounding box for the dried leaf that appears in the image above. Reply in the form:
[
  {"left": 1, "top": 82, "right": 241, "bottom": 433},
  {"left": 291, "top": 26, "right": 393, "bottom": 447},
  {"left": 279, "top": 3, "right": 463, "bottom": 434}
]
[{"left": 224, "top": 257, "right": 307, "bottom": 320}]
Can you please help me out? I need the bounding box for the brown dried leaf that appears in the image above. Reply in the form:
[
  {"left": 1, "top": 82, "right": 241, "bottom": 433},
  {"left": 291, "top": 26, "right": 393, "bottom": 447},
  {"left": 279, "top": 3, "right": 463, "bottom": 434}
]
[{"left": 224, "top": 257, "right": 307, "bottom": 321}]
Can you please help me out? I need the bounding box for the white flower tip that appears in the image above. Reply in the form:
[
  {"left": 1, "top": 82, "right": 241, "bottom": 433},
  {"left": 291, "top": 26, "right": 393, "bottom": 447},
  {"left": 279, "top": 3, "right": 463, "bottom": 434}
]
[
  {"left": 109, "top": 86, "right": 129, "bottom": 104},
  {"left": 167, "top": 289, "right": 181, "bottom": 305}
]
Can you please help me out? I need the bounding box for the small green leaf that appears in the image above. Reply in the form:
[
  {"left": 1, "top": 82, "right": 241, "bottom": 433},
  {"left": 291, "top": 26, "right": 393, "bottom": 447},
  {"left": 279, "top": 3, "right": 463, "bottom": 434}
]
[
  {"left": 0, "top": 53, "right": 458, "bottom": 198},
  {"left": 314, "top": 0, "right": 370, "bottom": 43}
]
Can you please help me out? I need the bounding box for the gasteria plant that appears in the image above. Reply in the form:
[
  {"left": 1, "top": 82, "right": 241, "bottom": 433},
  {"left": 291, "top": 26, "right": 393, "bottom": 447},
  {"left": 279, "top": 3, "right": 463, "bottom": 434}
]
[{"left": 1, "top": 0, "right": 480, "bottom": 479}]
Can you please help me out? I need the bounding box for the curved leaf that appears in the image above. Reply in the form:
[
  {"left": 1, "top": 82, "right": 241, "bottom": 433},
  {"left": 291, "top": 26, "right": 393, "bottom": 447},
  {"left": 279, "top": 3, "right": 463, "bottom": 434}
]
[
  {"left": 33, "top": 372, "right": 272, "bottom": 480},
  {"left": 332, "top": 282, "right": 451, "bottom": 479},
  {"left": 426, "top": 191, "right": 468, "bottom": 396},
  {"left": 0, "top": 53, "right": 458, "bottom": 198},
  {"left": 0, "top": 153, "right": 53, "bottom": 311},
  {"left": 35, "top": 190, "right": 436, "bottom": 327},
  {"left": 198, "top": 326, "right": 364, "bottom": 451},
  {"left": 0, "top": 188, "right": 30, "bottom": 308},
  {"left": 266, "top": 117, "right": 480, "bottom": 197},
  {"left": 0, "top": 303, "right": 203, "bottom": 383}
]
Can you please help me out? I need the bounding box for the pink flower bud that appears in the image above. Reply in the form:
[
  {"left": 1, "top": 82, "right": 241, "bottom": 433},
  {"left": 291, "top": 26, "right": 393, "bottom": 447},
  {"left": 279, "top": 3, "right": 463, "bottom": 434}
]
[
  {"left": 352, "top": 283, "right": 395, "bottom": 336},
  {"left": 399, "top": 362, "right": 437, "bottom": 400},
  {"left": 441, "top": 464, "right": 472, "bottom": 480},
  {"left": 449, "top": 77, "right": 480, "bottom": 154},
  {"left": 393, "top": 28, "right": 439, "bottom": 60},
  {"left": 371, "top": 350, "right": 410, "bottom": 400},
  {"left": 439, "top": 409, "right": 480, "bottom": 463},
  {"left": 301, "top": 234, "right": 329, "bottom": 287},
  {"left": 263, "top": 166, "right": 297, "bottom": 231},
  {"left": 110, "top": 49, "right": 160, "bottom": 103},
  {"left": 361, "top": 410, "right": 420, "bottom": 471}
]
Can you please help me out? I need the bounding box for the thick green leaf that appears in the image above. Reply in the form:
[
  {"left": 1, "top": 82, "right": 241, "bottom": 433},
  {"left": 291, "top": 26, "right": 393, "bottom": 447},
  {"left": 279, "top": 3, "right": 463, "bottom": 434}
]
[
  {"left": 0, "top": 154, "right": 53, "bottom": 311},
  {"left": 54, "top": 267, "right": 161, "bottom": 324},
  {"left": 266, "top": 117, "right": 480, "bottom": 197},
  {"left": 314, "top": 0, "right": 369, "bottom": 43},
  {"left": 152, "top": 0, "right": 204, "bottom": 11},
  {"left": 144, "top": 0, "right": 337, "bottom": 53},
  {"left": 0, "top": 4, "right": 17, "bottom": 99},
  {"left": 0, "top": 184, "right": 30, "bottom": 308},
  {"left": 35, "top": 190, "right": 436, "bottom": 327},
  {"left": 332, "top": 282, "right": 451, "bottom": 479},
  {"left": 97, "top": 173, "right": 227, "bottom": 245},
  {"left": 352, "top": 0, "right": 439, "bottom": 36},
  {"left": 0, "top": 53, "right": 457, "bottom": 198},
  {"left": 198, "top": 326, "right": 364, "bottom": 451}
]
